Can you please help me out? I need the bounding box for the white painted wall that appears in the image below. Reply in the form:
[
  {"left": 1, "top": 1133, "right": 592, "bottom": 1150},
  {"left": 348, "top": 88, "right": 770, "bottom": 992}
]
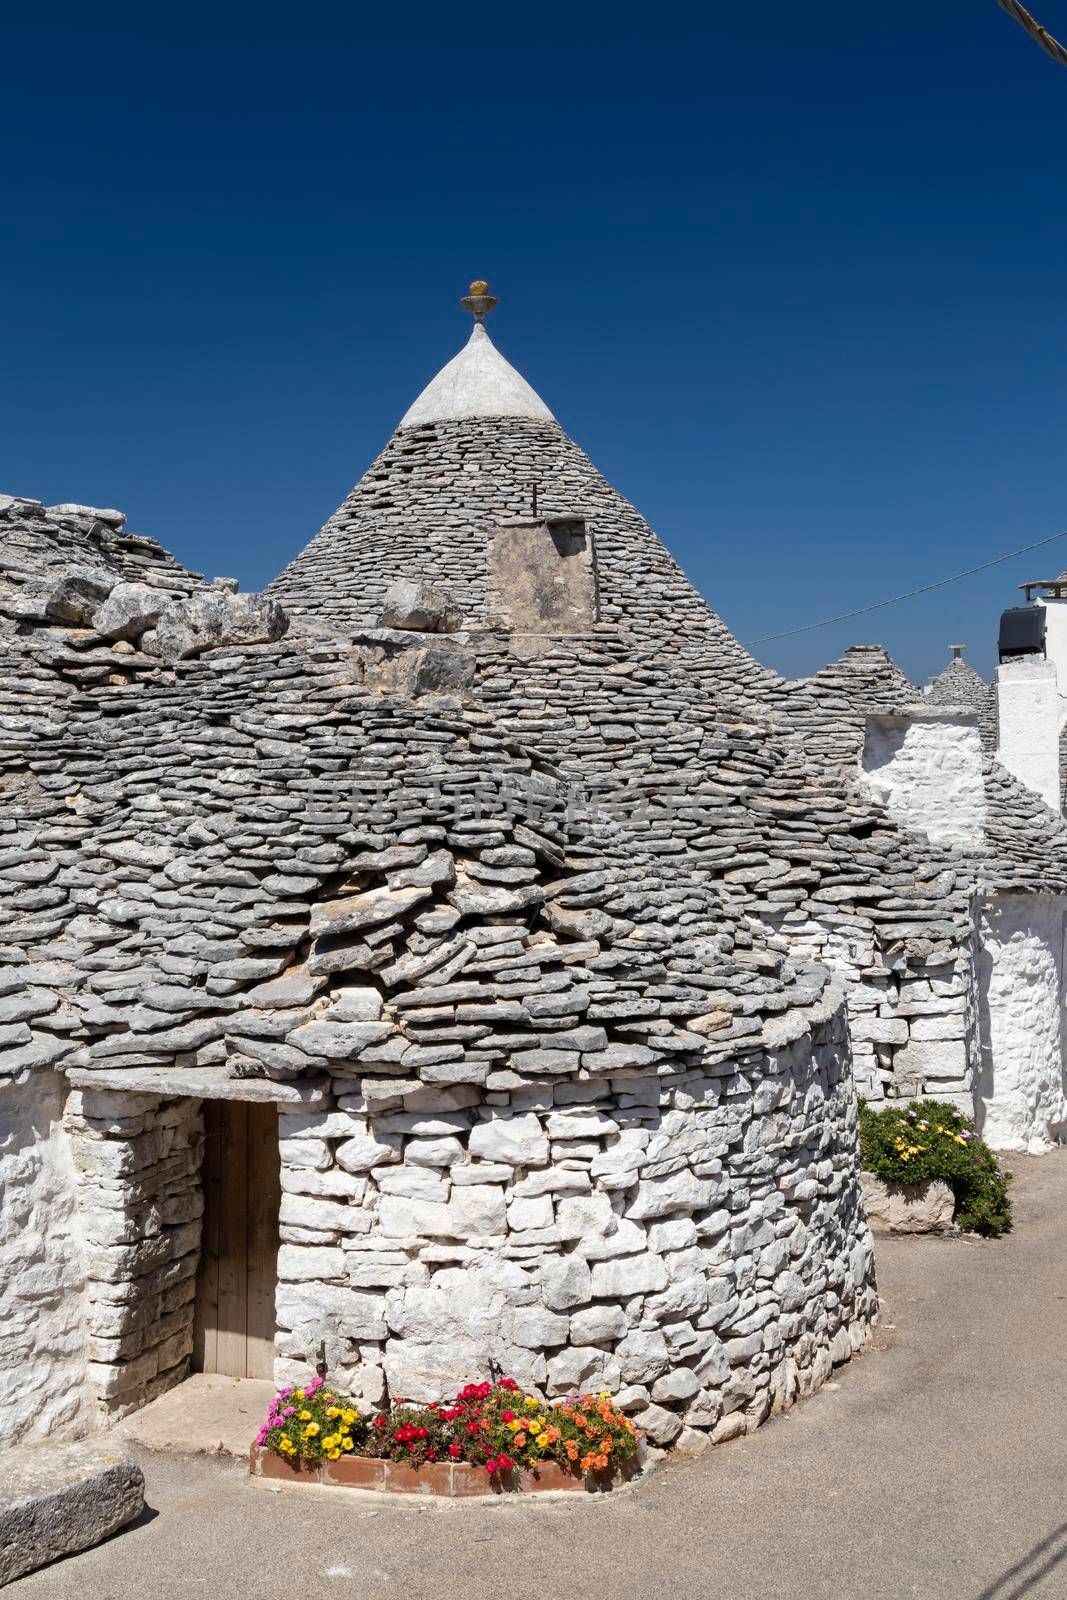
[
  {"left": 861, "top": 710, "right": 985, "bottom": 849},
  {"left": 0, "top": 1073, "right": 92, "bottom": 1443},
  {"left": 995, "top": 655, "right": 1060, "bottom": 811},
  {"left": 1036, "top": 596, "right": 1067, "bottom": 730},
  {"left": 977, "top": 895, "right": 1067, "bottom": 1153}
]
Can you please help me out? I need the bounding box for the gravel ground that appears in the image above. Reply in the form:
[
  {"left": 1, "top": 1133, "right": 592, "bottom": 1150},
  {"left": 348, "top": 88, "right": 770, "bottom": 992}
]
[{"left": 17, "top": 1150, "right": 1067, "bottom": 1600}]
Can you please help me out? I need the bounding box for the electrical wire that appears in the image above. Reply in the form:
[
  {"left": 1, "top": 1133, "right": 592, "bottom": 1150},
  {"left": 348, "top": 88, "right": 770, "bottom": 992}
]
[
  {"left": 995, "top": 0, "right": 1067, "bottom": 67},
  {"left": 748, "top": 527, "right": 1067, "bottom": 644}
]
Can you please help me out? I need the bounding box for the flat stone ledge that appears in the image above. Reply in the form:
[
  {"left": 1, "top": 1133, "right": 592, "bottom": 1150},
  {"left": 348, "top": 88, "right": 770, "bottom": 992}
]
[
  {"left": 64, "top": 1064, "right": 329, "bottom": 1104},
  {"left": 250, "top": 1445, "right": 642, "bottom": 1498},
  {"left": 0, "top": 1440, "right": 144, "bottom": 1587}
]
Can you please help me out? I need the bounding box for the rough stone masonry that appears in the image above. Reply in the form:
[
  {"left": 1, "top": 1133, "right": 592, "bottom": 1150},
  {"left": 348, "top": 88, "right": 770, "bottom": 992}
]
[{"left": 0, "top": 288, "right": 1062, "bottom": 1465}]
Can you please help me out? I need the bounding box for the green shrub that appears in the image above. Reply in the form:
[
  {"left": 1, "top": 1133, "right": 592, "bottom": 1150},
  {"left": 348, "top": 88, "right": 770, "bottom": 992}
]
[{"left": 859, "top": 1097, "right": 1013, "bottom": 1237}]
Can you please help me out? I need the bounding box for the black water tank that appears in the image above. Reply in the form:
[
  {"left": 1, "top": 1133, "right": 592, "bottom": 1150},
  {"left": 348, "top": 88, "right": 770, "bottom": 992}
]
[{"left": 998, "top": 605, "right": 1046, "bottom": 661}]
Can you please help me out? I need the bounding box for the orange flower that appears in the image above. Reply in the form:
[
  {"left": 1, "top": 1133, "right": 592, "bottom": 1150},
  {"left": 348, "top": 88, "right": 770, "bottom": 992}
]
[
  {"left": 565, "top": 1440, "right": 579, "bottom": 1461},
  {"left": 543, "top": 1426, "right": 560, "bottom": 1445},
  {"left": 514, "top": 1433, "right": 526, "bottom": 1448},
  {"left": 596, "top": 1455, "right": 609, "bottom": 1471}
]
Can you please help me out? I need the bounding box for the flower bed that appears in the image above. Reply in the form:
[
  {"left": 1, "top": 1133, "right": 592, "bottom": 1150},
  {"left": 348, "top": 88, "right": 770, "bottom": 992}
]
[
  {"left": 253, "top": 1375, "right": 642, "bottom": 1496},
  {"left": 859, "top": 1098, "right": 1013, "bottom": 1237}
]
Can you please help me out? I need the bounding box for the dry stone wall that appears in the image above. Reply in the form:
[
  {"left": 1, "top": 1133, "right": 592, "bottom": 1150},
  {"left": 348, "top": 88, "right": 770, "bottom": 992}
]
[
  {"left": 273, "top": 1007, "right": 872, "bottom": 1448},
  {"left": 0, "top": 1073, "right": 92, "bottom": 1445},
  {"left": 64, "top": 1090, "right": 203, "bottom": 1422}
]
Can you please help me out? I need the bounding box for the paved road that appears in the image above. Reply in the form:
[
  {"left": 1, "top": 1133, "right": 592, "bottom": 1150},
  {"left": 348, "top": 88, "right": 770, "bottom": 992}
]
[{"left": 21, "top": 1151, "right": 1067, "bottom": 1600}]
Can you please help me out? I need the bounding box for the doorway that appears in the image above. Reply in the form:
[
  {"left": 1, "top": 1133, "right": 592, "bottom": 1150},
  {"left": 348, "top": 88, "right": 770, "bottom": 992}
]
[{"left": 193, "top": 1100, "right": 280, "bottom": 1379}]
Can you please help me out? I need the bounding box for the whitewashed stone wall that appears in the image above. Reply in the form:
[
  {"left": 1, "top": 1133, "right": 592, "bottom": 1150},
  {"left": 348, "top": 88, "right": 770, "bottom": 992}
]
[
  {"left": 756, "top": 914, "right": 976, "bottom": 1113},
  {"left": 0, "top": 1074, "right": 92, "bottom": 1444},
  {"left": 861, "top": 710, "right": 986, "bottom": 850},
  {"left": 995, "top": 656, "right": 1061, "bottom": 813},
  {"left": 977, "top": 896, "right": 1067, "bottom": 1152},
  {"left": 63, "top": 1090, "right": 203, "bottom": 1422},
  {"left": 273, "top": 1003, "right": 874, "bottom": 1448}
]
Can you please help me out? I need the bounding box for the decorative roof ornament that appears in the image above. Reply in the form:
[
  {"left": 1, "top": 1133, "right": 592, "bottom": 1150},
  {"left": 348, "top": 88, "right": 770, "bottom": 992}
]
[
  {"left": 460, "top": 279, "right": 499, "bottom": 323},
  {"left": 950, "top": 644, "right": 966, "bottom": 660},
  {"left": 397, "top": 282, "right": 555, "bottom": 428}
]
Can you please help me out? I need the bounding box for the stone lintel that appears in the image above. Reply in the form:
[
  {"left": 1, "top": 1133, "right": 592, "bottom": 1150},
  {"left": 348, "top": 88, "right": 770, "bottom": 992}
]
[{"left": 64, "top": 1064, "right": 329, "bottom": 1105}]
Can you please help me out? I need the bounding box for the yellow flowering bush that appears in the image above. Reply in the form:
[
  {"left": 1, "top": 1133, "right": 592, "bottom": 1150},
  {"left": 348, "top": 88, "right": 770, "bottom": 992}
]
[
  {"left": 257, "top": 1376, "right": 366, "bottom": 1465},
  {"left": 859, "top": 1097, "right": 1012, "bottom": 1236}
]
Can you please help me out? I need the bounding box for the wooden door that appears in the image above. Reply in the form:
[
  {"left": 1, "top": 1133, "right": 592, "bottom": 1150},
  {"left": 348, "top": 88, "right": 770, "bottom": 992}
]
[{"left": 194, "top": 1100, "right": 280, "bottom": 1379}]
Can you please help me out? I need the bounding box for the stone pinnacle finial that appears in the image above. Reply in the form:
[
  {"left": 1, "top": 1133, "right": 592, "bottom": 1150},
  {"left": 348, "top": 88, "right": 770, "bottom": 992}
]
[
  {"left": 950, "top": 643, "right": 966, "bottom": 660},
  {"left": 461, "top": 279, "right": 498, "bottom": 323}
]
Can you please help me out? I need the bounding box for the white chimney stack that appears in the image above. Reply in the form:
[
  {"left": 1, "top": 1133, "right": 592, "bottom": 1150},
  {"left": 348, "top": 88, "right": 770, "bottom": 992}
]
[{"left": 995, "top": 584, "right": 1062, "bottom": 812}]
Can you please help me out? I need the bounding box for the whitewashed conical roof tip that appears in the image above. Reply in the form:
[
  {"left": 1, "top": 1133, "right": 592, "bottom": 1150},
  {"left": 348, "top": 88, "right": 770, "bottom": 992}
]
[{"left": 399, "top": 323, "right": 555, "bottom": 428}]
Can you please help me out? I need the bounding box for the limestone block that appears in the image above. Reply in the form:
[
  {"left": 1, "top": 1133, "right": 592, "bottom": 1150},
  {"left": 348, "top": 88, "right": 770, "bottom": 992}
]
[
  {"left": 540, "top": 1256, "right": 593, "bottom": 1310},
  {"left": 468, "top": 1112, "right": 549, "bottom": 1167},
  {"left": 633, "top": 1401, "right": 684, "bottom": 1452},
  {"left": 893, "top": 1037, "right": 968, "bottom": 1083},
  {"left": 380, "top": 578, "right": 462, "bottom": 634},
  {"left": 406, "top": 1136, "right": 464, "bottom": 1168},
  {"left": 545, "top": 1346, "right": 620, "bottom": 1395},
  {"left": 336, "top": 1130, "right": 403, "bottom": 1172},
  {"left": 91, "top": 581, "right": 164, "bottom": 642},
  {"left": 555, "top": 1192, "right": 617, "bottom": 1241},
  {"left": 276, "top": 1244, "right": 346, "bottom": 1282},
  {"left": 568, "top": 1303, "right": 629, "bottom": 1344},
  {"left": 860, "top": 1173, "right": 955, "bottom": 1234},
  {"left": 615, "top": 1329, "right": 671, "bottom": 1383},
  {"left": 154, "top": 589, "right": 289, "bottom": 662},
  {"left": 506, "top": 1195, "right": 554, "bottom": 1232},
  {"left": 0, "top": 1441, "right": 144, "bottom": 1586},
  {"left": 275, "top": 1281, "right": 387, "bottom": 1341},
  {"left": 507, "top": 1306, "right": 569, "bottom": 1348},
  {"left": 628, "top": 1171, "right": 724, "bottom": 1220},
  {"left": 590, "top": 1253, "right": 668, "bottom": 1297},
  {"left": 447, "top": 1184, "right": 507, "bottom": 1236}
]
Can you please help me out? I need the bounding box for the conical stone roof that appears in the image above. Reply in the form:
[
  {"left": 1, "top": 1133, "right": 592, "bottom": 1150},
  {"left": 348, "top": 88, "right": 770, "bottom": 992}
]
[{"left": 267, "top": 299, "right": 768, "bottom": 691}]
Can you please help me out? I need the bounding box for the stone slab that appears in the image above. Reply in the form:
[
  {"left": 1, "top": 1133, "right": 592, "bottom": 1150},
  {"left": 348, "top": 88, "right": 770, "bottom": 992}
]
[
  {"left": 0, "top": 1439, "right": 144, "bottom": 1586},
  {"left": 116, "top": 1374, "right": 276, "bottom": 1458},
  {"left": 64, "top": 1064, "right": 329, "bottom": 1105}
]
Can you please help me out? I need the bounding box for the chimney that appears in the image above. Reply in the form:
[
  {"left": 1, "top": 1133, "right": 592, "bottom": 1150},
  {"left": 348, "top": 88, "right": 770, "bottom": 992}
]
[
  {"left": 861, "top": 706, "right": 985, "bottom": 849},
  {"left": 995, "top": 583, "right": 1061, "bottom": 811}
]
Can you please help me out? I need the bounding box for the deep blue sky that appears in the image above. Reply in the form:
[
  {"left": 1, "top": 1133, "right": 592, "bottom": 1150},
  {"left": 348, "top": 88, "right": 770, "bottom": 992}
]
[{"left": 3, "top": 2, "right": 1065, "bottom": 683}]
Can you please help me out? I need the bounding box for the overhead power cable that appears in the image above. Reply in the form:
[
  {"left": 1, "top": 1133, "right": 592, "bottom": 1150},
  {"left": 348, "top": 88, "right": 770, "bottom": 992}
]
[
  {"left": 995, "top": 0, "right": 1067, "bottom": 66},
  {"left": 748, "top": 527, "right": 1067, "bottom": 644}
]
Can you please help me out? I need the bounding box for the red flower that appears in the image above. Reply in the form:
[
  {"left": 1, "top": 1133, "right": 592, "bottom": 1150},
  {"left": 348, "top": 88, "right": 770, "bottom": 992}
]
[
  {"left": 498, "top": 1378, "right": 519, "bottom": 1391},
  {"left": 501, "top": 1410, "right": 516, "bottom": 1424},
  {"left": 449, "top": 1444, "right": 462, "bottom": 1460}
]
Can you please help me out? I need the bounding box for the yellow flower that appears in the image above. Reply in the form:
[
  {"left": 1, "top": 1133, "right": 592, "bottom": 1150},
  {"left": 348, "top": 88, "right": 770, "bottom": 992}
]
[
  {"left": 327, "top": 1406, "right": 341, "bottom": 1419},
  {"left": 342, "top": 1409, "right": 358, "bottom": 1425},
  {"left": 529, "top": 1420, "right": 541, "bottom": 1435},
  {"left": 327, "top": 1449, "right": 340, "bottom": 1460},
  {"left": 524, "top": 1396, "right": 539, "bottom": 1410},
  {"left": 294, "top": 1390, "right": 306, "bottom": 1401},
  {"left": 506, "top": 1419, "right": 520, "bottom": 1432},
  {"left": 299, "top": 1410, "right": 312, "bottom": 1421},
  {"left": 303, "top": 1423, "right": 319, "bottom": 1437},
  {"left": 342, "top": 1438, "right": 354, "bottom": 1452}
]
